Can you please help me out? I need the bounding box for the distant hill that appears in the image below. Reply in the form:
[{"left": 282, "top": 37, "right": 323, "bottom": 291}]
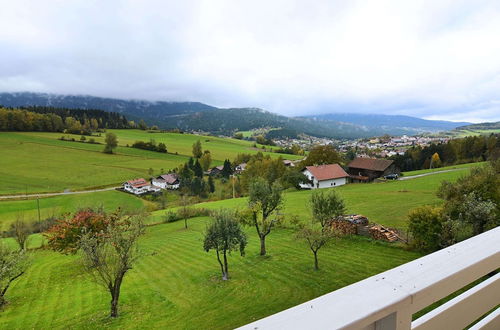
[
  {"left": 304, "top": 113, "right": 470, "bottom": 134},
  {"left": 455, "top": 121, "right": 500, "bottom": 130},
  {"left": 0, "top": 92, "right": 471, "bottom": 139},
  {"left": 0, "top": 92, "right": 216, "bottom": 123}
]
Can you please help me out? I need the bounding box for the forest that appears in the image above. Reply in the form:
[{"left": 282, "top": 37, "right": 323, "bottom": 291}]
[{"left": 0, "top": 106, "right": 132, "bottom": 134}]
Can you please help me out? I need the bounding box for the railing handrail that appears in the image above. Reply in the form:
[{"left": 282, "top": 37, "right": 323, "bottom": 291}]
[{"left": 239, "top": 226, "right": 500, "bottom": 330}]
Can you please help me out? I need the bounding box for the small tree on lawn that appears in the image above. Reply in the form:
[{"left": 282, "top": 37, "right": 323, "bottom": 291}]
[
  {"left": 0, "top": 244, "right": 30, "bottom": 306},
  {"left": 311, "top": 190, "right": 346, "bottom": 228},
  {"left": 241, "top": 177, "right": 283, "bottom": 256},
  {"left": 45, "top": 208, "right": 113, "bottom": 254},
  {"left": 10, "top": 219, "right": 31, "bottom": 250},
  {"left": 103, "top": 132, "right": 118, "bottom": 154},
  {"left": 203, "top": 209, "right": 247, "bottom": 280},
  {"left": 178, "top": 195, "right": 192, "bottom": 229},
  {"left": 296, "top": 225, "right": 333, "bottom": 271},
  {"left": 79, "top": 215, "right": 145, "bottom": 318}
]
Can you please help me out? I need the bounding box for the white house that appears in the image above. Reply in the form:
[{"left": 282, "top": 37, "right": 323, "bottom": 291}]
[
  {"left": 235, "top": 163, "right": 247, "bottom": 174},
  {"left": 123, "top": 178, "right": 161, "bottom": 195},
  {"left": 152, "top": 173, "right": 180, "bottom": 190},
  {"left": 300, "top": 164, "right": 349, "bottom": 189}
]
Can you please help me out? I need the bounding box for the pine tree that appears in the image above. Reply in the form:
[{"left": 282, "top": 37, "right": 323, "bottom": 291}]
[{"left": 193, "top": 159, "right": 203, "bottom": 178}]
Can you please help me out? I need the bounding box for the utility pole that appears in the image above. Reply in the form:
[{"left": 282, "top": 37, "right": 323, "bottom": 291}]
[
  {"left": 231, "top": 175, "right": 236, "bottom": 199},
  {"left": 37, "top": 195, "right": 41, "bottom": 225}
]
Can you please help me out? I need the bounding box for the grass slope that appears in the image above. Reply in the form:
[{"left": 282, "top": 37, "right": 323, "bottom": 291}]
[
  {"left": 0, "top": 130, "right": 299, "bottom": 194},
  {"left": 152, "top": 166, "right": 473, "bottom": 229},
  {"left": 0, "top": 217, "right": 420, "bottom": 329},
  {"left": 0, "top": 190, "right": 148, "bottom": 231}
]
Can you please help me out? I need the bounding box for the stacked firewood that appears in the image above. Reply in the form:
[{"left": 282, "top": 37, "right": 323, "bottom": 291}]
[
  {"left": 329, "top": 219, "right": 357, "bottom": 236},
  {"left": 368, "top": 225, "right": 398, "bottom": 242}
]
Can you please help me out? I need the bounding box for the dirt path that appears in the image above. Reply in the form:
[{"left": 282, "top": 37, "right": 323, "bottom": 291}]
[
  {"left": 398, "top": 168, "right": 464, "bottom": 181},
  {"left": 0, "top": 186, "right": 120, "bottom": 200}
]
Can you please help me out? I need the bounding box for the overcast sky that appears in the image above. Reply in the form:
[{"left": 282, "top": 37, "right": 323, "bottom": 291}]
[{"left": 1, "top": 0, "right": 499, "bottom": 122}]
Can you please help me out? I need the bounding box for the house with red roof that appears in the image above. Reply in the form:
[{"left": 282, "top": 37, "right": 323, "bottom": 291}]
[
  {"left": 123, "top": 178, "right": 160, "bottom": 195},
  {"left": 300, "top": 164, "right": 349, "bottom": 189}
]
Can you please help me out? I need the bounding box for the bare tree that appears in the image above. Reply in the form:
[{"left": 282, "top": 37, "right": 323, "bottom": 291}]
[
  {"left": 0, "top": 244, "right": 30, "bottom": 306},
  {"left": 297, "top": 226, "right": 333, "bottom": 270},
  {"left": 79, "top": 214, "right": 145, "bottom": 318},
  {"left": 203, "top": 209, "right": 247, "bottom": 280},
  {"left": 178, "top": 195, "right": 192, "bottom": 229},
  {"left": 11, "top": 219, "right": 31, "bottom": 250}
]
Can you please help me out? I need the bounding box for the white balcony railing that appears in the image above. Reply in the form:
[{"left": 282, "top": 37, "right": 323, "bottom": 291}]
[{"left": 240, "top": 226, "right": 500, "bottom": 330}]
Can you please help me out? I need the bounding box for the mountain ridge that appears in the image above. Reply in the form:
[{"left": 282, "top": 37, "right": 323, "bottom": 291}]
[{"left": 0, "top": 92, "right": 472, "bottom": 138}]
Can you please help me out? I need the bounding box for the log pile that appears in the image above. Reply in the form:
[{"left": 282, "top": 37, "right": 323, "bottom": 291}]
[
  {"left": 368, "top": 225, "right": 399, "bottom": 242},
  {"left": 329, "top": 219, "right": 357, "bottom": 236}
]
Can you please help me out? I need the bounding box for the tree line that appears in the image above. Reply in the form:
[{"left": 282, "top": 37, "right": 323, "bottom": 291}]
[
  {"left": 390, "top": 134, "right": 500, "bottom": 171},
  {"left": 0, "top": 106, "right": 133, "bottom": 134}
]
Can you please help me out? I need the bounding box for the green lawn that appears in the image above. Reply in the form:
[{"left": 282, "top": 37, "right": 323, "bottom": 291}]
[
  {"left": 0, "top": 130, "right": 299, "bottom": 194},
  {"left": 0, "top": 217, "right": 420, "bottom": 329},
  {"left": 0, "top": 190, "right": 149, "bottom": 231},
  {"left": 151, "top": 165, "right": 473, "bottom": 230},
  {"left": 401, "top": 162, "right": 484, "bottom": 176}
]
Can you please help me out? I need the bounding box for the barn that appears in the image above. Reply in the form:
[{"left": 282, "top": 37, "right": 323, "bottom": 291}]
[{"left": 347, "top": 157, "right": 400, "bottom": 182}]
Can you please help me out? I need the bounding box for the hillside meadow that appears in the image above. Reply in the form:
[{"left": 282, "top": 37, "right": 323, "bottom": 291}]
[
  {"left": 0, "top": 190, "right": 150, "bottom": 231},
  {"left": 0, "top": 217, "right": 421, "bottom": 329},
  {"left": 0, "top": 130, "right": 299, "bottom": 195},
  {"left": 151, "top": 165, "right": 474, "bottom": 229},
  {"left": 0, "top": 163, "right": 478, "bottom": 328}
]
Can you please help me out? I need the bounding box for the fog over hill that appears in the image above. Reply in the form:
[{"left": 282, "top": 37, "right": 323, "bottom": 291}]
[{"left": 0, "top": 92, "right": 472, "bottom": 139}]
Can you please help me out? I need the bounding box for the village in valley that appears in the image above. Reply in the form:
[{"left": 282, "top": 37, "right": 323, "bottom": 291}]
[{"left": 1, "top": 1, "right": 499, "bottom": 328}]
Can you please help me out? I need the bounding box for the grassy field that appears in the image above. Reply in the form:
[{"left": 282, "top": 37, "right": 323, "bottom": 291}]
[
  {"left": 150, "top": 164, "right": 474, "bottom": 230},
  {"left": 449, "top": 128, "right": 500, "bottom": 138},
  {"left": 0, "top": 130, "right": 299, "bottom": 195},
  {"left": 401, "top": 162, "right": 483, "bottom": 176},
  {"left": 0, "top": 190, "right": 150, "bottom": 231},
  {"left": 0, "top": 217, "right": 420, "bottom": 329},
  {"left": 0, "top": 162, "right": 476, "bottom": 328}
]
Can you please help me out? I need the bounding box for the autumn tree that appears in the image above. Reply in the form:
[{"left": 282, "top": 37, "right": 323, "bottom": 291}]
[
  {"left": 79, "top": 214, "right": 145, "bottom": 318},
  {"left": 0, "top": 244, "right": 30, "bottom": 306},
  {"left": 241, "top": 177, "right": 284, "bottom": 255},
  {"left": 203, "top": 209, "right": 247, "bottom": 280},
  {"left": 192, "top": 140, "right": 203, "bottom": 158},
  {"left": 311, "top": 190, "right": 346, "bottom": 228},
  {"left": 301, "top": 145, "right": 344, "bottom": 167},
  {"left": 45, "top": 208, "right": 114, "bottom": 253},
  {"left": 103, "top": 132, "right": 118, "bottom": 154},
  {"left": 430, "top": 152, "right": 441, "bottom": 168},
  {"left": 199, "top": 151, "right": 212, "bottom": 171}
]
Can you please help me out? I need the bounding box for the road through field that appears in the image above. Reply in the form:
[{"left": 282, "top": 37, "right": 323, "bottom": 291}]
[
  {"left": 399, "top": 168, "right": 464, "bottom": 181},
  {"left": 0, "top": 186, "right": 120, "bottom": 200}
]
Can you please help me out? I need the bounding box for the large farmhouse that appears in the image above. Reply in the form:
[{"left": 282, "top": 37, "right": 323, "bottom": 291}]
[
  {"left": 123, "top": 178, "right": 161, "bottom": 195},
  {"left": 152, "top": 173, "right": 180, "bottom": 190},
  {"left": 347, "top": 157, "right": 400, "bottom": 182},
  {"left": 300, "top": 164, "right": 349, "bottom": 189}
]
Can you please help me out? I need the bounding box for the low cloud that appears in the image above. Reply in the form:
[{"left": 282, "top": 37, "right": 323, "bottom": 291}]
[{"left": 1, "top": 0, "right": 499, "bottom": 122}]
